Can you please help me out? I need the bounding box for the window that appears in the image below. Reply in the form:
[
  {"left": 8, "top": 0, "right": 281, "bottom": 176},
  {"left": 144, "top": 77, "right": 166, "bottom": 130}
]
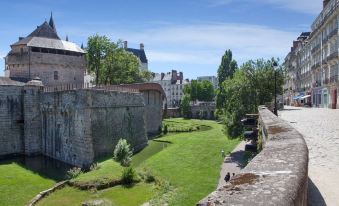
[{"left": 54, "top": 71, "right": 58, "bottom": 80}]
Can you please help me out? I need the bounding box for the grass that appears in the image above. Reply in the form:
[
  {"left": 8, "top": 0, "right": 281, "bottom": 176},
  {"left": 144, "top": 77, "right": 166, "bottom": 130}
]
[
  {"left": 144, "top": 118, "right": 240, "bottom": 205},
  {"left": 0, "top": 161, "right": 55, "bottom": 206},
  {"left": 1, "top": 118, "right": 240, "bottom": 206},
  {"left": 163, "top": 118, "right": 211, "bottom": 132},
  {"left": 37, "top": 183, "right": 153, "bottom": 206}
]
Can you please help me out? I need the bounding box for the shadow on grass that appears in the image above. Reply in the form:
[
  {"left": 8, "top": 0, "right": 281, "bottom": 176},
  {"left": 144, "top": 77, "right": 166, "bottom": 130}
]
[{"left": 0, "top": 155, "right": 73, "bottom": 181}]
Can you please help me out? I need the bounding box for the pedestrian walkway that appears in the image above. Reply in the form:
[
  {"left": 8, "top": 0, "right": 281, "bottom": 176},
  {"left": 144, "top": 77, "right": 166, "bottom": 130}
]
[
  {"left": 280, "top": 106, "right": 339, "bottom": 206},
  {"left": 217, "top": 141, "right": 247, "bottom": 188}
]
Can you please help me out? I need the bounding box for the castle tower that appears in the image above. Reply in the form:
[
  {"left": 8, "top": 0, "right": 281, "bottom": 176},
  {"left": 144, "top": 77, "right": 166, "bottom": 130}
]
[{"left": 5, "top": 14, "right": 86, "bottom": 86}]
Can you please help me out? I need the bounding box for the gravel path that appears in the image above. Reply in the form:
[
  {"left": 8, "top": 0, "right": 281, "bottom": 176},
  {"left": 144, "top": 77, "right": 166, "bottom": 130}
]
[
  {"left": 217, "top": 141, "right": 247, "bottom": 188},
  {"left": 279, "top": 106, "right": 339, "bottom": 206}
]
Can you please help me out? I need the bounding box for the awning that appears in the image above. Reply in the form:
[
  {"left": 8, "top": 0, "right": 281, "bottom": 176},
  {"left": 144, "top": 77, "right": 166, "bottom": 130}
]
[
  {"left": 300, "top": 95, "right": 311, "bottom": 99},
  {"left": 293, "top": 95, "right": 303, "bottom": 100}
]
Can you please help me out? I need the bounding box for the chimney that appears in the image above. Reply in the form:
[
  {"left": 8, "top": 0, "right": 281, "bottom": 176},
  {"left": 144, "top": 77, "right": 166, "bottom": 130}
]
[
  {"left": 293, "top": 41, "right": 300, "bottom": 49},
  {"left": 161, "top": 73, "right": 165, "bottom": 80},
  {"left": 140, "top": 43, "right": 144, "bottom": 50},
  {"left": 19, "top": 37, "right": 24, "bottom": 41},
  {"left": 179, "top": 72, "right": 183, "bottom": 81},
  {"left": 323, "top": 0, "right": 330, "bottom": 8},
  {"left": 124, "top": 41, "right": 128, "bottom": 49},
  {"left": 172, "top": 70, "right": 177, "bottom": 79}
]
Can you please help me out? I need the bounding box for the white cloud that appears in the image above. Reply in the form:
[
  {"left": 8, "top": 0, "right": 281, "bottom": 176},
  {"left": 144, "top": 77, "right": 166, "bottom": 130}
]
[
  {"left": 208, "top": 0, "right": 322, "bottom": 14},
  {"left": 117, "top": 23, "right": 297, "bottom": 65}
]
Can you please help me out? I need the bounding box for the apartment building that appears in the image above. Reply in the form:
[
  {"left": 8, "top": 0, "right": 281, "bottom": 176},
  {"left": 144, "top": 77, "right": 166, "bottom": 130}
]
[{"left": 284, "top": 0, "right": 339, "bottom": 108}]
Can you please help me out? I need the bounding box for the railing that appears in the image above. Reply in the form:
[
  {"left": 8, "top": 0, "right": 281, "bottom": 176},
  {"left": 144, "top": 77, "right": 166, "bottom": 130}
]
[
  {"left": 327, "top": 51, "right": 339, "bottom": 61},
  {"left": 327, "top": 29, "right": 338, "bottom": 40},
  {"left": 330, "top": 75, "right": 339, "bottom": 83},
  {"left": 43, "top": 84, "right": 139, "bottom": 93},
  {"left": 311, "top": 44, "right": 321, "bottom": 54}
]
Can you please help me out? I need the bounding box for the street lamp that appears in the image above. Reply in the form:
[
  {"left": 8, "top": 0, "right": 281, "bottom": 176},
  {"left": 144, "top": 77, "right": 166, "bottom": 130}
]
[{"left": 273, "top": 61, "right": 278, "bottom": 116}]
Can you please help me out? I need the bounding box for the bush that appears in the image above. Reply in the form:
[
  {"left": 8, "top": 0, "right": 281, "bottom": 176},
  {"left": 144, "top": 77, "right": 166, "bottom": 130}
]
[
  {"left": 67, "top": 167, "right": 83, "bottom": 179},
  {"left": 138, "top": 167, "right": 156, "bottom": 183},
  {"left": 121, "top": 167, "right": 136, "bottom": 185},
  {"left": 113, "top": 138, "right": 133, "bottom": 167},
  {"left": 163, "top": 124, "right": 168, "bottom": 135},
  {"left": 89, "top": 162, "right": 101, "bottom": 171}
]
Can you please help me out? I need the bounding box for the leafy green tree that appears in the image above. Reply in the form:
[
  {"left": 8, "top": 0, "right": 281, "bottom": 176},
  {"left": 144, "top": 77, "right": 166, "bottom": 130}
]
[
  {"left": 220, "top": 58, "right": 284, "bottom": 138},
  {"left": 197, "top": 80, "right": 215, "bottom": 101},
  {"left": 113, "top": 138, "right": 133, "bottom": 167},
  {"left": 86, "top": 34, "right": 111, "bottom": 85},
  {"left": 180, "top": 95, "right": 191, "bottom": 119},
  {"left": 216, "top": 50, "right": 238, "bottom": 110}
]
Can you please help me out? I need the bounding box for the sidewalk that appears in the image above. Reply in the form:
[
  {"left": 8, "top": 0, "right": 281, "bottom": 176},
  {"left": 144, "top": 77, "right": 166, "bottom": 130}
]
[{"left": 217, "top": 141, "right": 247, "bottom": 188}]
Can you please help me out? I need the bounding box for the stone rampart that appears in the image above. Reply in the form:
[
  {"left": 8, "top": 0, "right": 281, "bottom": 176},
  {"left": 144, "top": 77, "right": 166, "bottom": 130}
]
[
  {"left": 41, "top": 89, "right": 148, "bottom": 167},
  {"left": 0, "top": 85, "right": 25, "bottom": 157},
  {"left": 198, "top": 106, "right": 309, "bottom": 206}
]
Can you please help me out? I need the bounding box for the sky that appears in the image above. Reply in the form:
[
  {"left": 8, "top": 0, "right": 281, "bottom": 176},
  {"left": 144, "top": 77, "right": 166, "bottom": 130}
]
[{"left": 0, "top": 0, "right": 322, "bottom": 79}]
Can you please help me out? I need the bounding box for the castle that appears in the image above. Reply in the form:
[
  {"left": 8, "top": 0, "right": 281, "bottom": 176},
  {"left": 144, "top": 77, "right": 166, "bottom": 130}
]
[{"left": 0, "top": 15, "right": 164, "bottom": 167}]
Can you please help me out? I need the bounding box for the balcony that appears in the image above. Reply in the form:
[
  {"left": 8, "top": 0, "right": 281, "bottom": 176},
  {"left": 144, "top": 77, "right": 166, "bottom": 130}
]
[
  {"left": 327, "top": 29, "right": 338, "bottom": 40},
  {"left": 330, "top": 75, "right": 339, "bottom": 83},
  {"left": 311, "top": 62, "right": 321, "bottom": 70},
  {"left": 327, "top": 51, "right": 339, "bottom": 62},
  {"left": 311, "top": 45, "right": 321, "bottom": 54}
]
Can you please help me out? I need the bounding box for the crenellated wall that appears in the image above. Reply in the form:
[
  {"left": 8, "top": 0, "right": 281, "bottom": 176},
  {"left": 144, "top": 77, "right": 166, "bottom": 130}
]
[{"left": 198, "top": 106, "right": 309, "bottom": 206}]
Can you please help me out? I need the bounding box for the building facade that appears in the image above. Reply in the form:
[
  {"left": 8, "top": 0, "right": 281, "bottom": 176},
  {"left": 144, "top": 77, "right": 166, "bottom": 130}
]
[
  {"left": 151, "top": 70, "right": 189, "bottom": 108},
  {"left": 284, "top": 0, "right": 339, "bottom": 109},
  {"left": 4, "top": 14, "right": 86, "bottom": 86},
  {"left": 197, "top": 76, "right": 218, "bottom": 89},
  {"left": 124, "top": 41, "right": 148, "bottom": 71}
]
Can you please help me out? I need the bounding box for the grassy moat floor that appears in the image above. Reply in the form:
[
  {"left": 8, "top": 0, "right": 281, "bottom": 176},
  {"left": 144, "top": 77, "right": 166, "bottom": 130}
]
[{"left": 0, "top": 119, "right": 240, "bottom": 206}]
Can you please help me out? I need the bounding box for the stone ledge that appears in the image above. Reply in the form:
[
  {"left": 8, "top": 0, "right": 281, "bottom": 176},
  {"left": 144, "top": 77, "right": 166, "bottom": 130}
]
[{"left": 197, "top": 106, "right": 309, "bottom": 206}]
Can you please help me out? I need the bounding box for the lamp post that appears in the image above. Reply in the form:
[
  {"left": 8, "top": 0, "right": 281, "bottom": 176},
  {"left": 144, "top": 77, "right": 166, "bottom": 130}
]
[{"left": 273, "top": 61, "right": 278, "bottom": 116}]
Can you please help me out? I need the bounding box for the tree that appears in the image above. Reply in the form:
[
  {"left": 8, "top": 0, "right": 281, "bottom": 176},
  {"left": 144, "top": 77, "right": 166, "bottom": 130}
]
[
  {"left": 86, "top": 34, "right": 111, "bottom": 85},
  {"left": 180, "top": 95, "right": 191, "bottom": 119},
  {"left": 86, "top": 35, "right": 149, "bottom": 85},
  {"left": 183, "top": 80, "right": 215, "bottom": 102},
  {"left": 216, "top": 50, "right": 238, "bottom": 110},
  {"left": 113, "top": 138, "right": 133, "bottom": 166},
  {"left": 220, "top": 58, "right": 284, "bottom": 138}
]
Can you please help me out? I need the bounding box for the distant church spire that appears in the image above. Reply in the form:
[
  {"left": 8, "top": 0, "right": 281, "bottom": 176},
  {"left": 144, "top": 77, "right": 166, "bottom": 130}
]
[
  {"left": 81, "top": 43, "right": 84, "bottom": 49},
  {"left": 66, "top": 35, "right": 69, "bottom": 41},
  {"left": 49, "top": 12, "right": 56, "bottom": 32}
]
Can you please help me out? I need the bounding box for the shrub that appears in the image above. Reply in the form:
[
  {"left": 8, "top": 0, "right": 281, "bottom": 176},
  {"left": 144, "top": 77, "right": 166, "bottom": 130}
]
[
  {"left": 89, "top": 162, "right": 101, "bottom": 171},
  {"left": 121, "top": 167, "right": 136, "bottom": 185},
  {"left": 67, "top": 167, "right": 83, "bottom": 179},
  {"left": 138, "top": 167, "right": 156, "bottom": 183},
  {"left": 113, "top": 138, "right": 133, "bottom": 167},
  {"left": 163, "top": 124, "right": 168, "bottom": 135}
]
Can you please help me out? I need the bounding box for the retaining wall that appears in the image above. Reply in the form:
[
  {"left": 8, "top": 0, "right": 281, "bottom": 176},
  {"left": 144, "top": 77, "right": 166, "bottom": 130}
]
[{"left": 198, "top": 106, "right": 309, "bottom": 206}]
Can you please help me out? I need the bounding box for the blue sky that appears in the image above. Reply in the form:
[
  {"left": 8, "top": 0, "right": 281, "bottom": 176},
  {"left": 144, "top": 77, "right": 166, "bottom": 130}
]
[{"left": 0, "top": 0, "right": 322, "bottom": 79}]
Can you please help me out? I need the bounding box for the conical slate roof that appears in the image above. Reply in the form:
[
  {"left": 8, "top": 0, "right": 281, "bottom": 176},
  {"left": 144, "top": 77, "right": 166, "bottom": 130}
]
[
  {"left": 49, "top": 12, "right": 56, "bottom": 32},
  {"left": 27, "top": 21, "right": 60, "bottom": 39}
]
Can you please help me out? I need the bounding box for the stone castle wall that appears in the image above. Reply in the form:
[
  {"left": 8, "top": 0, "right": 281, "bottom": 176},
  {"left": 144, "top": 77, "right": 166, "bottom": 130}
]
[
  {"left": 198, "top": 107, "right": 309, "bottom": 206},
  {"left": 0, "top": 85, "right": 24, "bottom": 156},
  {"left": 141, "top": 90, "right": 163, "bottom": 136},
  {"left": 40, "top": 89, "right": 148, "bottom": 167},
  {"left": 7, "top": 51, "right": 85, "bottom": 86}
]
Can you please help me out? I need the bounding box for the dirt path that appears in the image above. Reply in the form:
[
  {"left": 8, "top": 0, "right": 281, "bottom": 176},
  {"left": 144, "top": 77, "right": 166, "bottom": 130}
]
[{"left": 217, "top": 141, "right": 247, "bottom": 188}]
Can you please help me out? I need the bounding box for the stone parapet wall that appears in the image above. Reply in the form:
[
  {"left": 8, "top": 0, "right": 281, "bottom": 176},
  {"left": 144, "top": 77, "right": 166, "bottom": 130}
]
[{"left": 198, "top": 106, "right": 309, "bottom": 206}]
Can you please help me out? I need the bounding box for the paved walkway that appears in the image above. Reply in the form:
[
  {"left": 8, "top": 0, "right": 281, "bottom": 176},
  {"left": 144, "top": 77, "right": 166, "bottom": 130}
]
[
  {"left": 280, "top": 106, "right": 339, "bottom": 206},
  {"left": 217, "top": 141, "right": 247, "bottom": 188}
]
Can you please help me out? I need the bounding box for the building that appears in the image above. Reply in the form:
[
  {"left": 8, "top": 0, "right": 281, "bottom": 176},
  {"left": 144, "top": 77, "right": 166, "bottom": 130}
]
[
  {"left": 197, "top": 76, "right": 218, "bottom": 89},
  {"left": 0, "top": 15, "right": 165, "bottom": 167},
  {"left": 123, "top": 41, "right": 148, "bottom": 71},
  {"left": 4, "top": 14, "right": 86, "bottom": 86},
  {"left": 284, "top": 0, "right": 339, "bottom": 109},
  {"left": 151, "top": 70, "right": 189, "bottom": 108}
]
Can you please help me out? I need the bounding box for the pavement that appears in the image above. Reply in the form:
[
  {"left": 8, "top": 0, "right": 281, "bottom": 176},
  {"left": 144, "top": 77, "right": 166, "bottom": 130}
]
[
  {"left": 279, "top": 106, "right": 339, "bottom": 206},
  {"left": 217, "top": 140, "right": 247, "bottom": 188}
]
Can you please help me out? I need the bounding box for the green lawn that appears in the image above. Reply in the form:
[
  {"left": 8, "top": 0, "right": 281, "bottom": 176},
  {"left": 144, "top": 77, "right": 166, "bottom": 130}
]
[
  {"left": 37, "top": 183, "right": 153, "bottom": 206},
  {"left": 0, "top": 161, "right": 55, "bottom": 206},
  {"left": 1, "top": 119, "right": 240, "bottom": 206},
  {"left": 144, "top": 119, "right": 240, "bottom": 205}
]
